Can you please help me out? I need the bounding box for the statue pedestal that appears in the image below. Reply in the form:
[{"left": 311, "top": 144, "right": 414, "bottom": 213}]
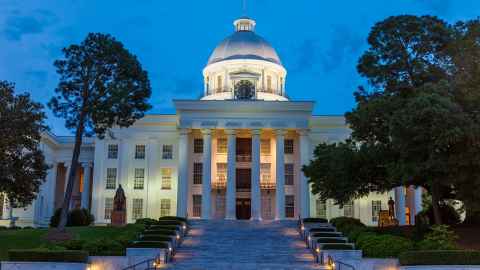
[
  {"left": 110, "top": 185, "right": 127, "bottom": 227},
  {"left": 111, "top": 210, "right": 126, "bottom": 227}
]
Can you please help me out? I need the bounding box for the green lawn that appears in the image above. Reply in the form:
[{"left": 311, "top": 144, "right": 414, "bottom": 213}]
[{"left": 0, "top": 225, "right": 143, "bottom": 261}]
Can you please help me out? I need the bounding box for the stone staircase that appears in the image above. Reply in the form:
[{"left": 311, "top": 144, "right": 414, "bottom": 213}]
[{"left": 164, "top": 220, "right": 327, "bottom": 270}]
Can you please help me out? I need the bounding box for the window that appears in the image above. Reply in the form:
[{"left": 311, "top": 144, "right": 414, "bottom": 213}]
[
  {"left": 107, "top": 144, "right": 118, "bottom": 159},
  {"left": 217, "top": 138, "right": 227, "bottom": 154},
  {"left": 135, "top": 145, "right": 145, "bottom": 159},
  {"left": 285, "top": 195, "right": 295, "bottom": 218},
  {"left": 316, "top": 199, "right": 327, "bottom": 219},
  {"left": 267, "top": 75, "right": 272, "bottom": 92},
  {"left": 105, "top": 168, "right": 117, "bottom": 189},
  {"left": 162, "top": 144, "right": 173, "bottom": 159},
  {"left": 160, "top": 199, "right": 171, "bottom": 217},
  {"left": 104, "top": 198, "right": 113, "bottom": 219},
  {"left": 161, "top": 168, "right": 172, "bottom": 190},
  {"left": 194, "top": 139, "right": 203, "bottom": 153},
  {"left": 132, "top": 198, "right": 143, "bottom": 220},
  {"left": 344, "top": 201, "right": 354, "bottom": 218},
  {"left": 285, "top": 163, "right": 294, "bottom": 185},
  {"left": 260, "top": 139, "right": 270, "bottom": 155},
  {"left": 193, "top": 163, "right": 203, "bottom": 184},
  {"left": 284, "top": 139, "right": 294, "bottom": 154},
  {"left": 216, "top": 163, "right": 227, "bottom": 183},
  {"left": 260, "top": 163, "right": 271, "bottom": 182},
  {"left": 133, "top": 168, "right": 144, "bottom": 190},
  {"left": 193, "top": 195, "right": 202, "bottom": 217},
  {"left": 372, "top": 200, "right": 382, "bottom": 222}
]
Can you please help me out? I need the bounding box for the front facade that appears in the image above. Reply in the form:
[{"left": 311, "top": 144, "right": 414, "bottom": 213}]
[{"left": 0, "top": 17, "right": 422, "bottom": 227}]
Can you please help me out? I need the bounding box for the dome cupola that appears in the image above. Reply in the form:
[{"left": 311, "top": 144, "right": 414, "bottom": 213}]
[{"left": 202, "top": 16, "right": 287, "bottom": 101}]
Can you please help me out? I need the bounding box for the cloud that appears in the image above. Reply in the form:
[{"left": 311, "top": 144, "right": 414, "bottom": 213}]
[
  {"left": 3, "top": 9, "right": 58, "bottom": 41},
  {"left": 319, "top": 25, "right": 364, "bottom": 73}
]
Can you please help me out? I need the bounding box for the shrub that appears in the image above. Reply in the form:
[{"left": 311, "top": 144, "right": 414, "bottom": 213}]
[
  {"left": 22, "top": 226, "right": 34, "bottom": 230},
  {"left": 417, "top": 225, "right": 458, "bottom": 250},
  {"left": 8, "top": 249, "right": 88, "bottom": 263},
  {"left": 344, "top": 226, "right": 369, "bottom": 242},
  {"left": 321, "top": 244, "right": 354, "bottom": 250},
  {"left": 135, "top": 218, "right": 159, "bottom": 226},
  {"left": 50, "top": 208, "right": 94, "bottom": 227},
  {"left": 309, "top": 228, "right": 336, "bottom": 232},
  {"left": 312, "top": 232, "right": 343, "bottom": 238},
  {"left": 159, "top": 216, "right": 187, "bottom": 223},
  {"left": 330, "top": 217, "right": 365, "bottom": 229},
  {"left": 127, "top": 241, "right": 169, "bottom": 249},
  {"left": 0, "top": 226, "right": 8, "bottom": 230},
  {"left": 82, "top": 239, "right": 124, "bottom": 256},
  {"left": 356, "top": 233, "right": 414, "bottom": 258},
  {"left": 317, "top": 238, "right": 348, "bottom": 244},
  {"left": 148, "top": 224, "right": 181, "bottom": 230},
  {"left": 303, "top": 218, "right": 328, "bottom": 223},
  {"left": 399, "top": 250, "right": 480, "bottom": 265}
]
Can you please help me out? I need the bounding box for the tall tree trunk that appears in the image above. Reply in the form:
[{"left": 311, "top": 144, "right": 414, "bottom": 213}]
[
  {"left": 431, "top": 182, "right": 442, "bottom": 225},
  {"left": 57, "top": 112, "right": 86, "bottom": 231}
]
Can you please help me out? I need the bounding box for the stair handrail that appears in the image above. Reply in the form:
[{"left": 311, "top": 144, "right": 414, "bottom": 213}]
[
  {"left": 326, "top": 255, "right": 355, "bottom": 270},
  {"left": 121, "top": 256, "right": 163, "bottom": 270}
]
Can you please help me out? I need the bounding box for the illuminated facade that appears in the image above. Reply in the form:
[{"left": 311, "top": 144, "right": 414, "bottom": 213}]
[{"left": 0, "top": 17, "right": 422, "bottom": 227}]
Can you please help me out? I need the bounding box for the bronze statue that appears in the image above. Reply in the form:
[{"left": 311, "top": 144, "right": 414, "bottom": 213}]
[
  {"left": 111, "top": 184, "right": 126, "bottom": 226},
  {"left": 388, "top": 196, "right": 395, "bottom": 218}
]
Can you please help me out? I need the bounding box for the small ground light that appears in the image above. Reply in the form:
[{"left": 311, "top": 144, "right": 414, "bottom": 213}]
[
  {"left": 176, "top": 234, "right": 180, "bottom": 240},
  {"left": 327, "top": 255, "right": 335, "bottom": 270},
  {"left": 152, "top": 257, "right": 162, "bottom": 269},
  {"left": 182, "top": 225, "right": 186, "bottom": 230}
]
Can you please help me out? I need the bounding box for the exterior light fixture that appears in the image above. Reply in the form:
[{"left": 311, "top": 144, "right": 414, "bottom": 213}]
[
  {"left": 182, "top": 225, "right": 186, "bottom": 230},
  {"left": 327, "top": 255, "right": 335, "bottom": 270},
  {"left": 176, "top": 234, "right": 180, "bottom": 240},
  {"left": 315, "top": 247, "right": 320, "bottom": 253}
]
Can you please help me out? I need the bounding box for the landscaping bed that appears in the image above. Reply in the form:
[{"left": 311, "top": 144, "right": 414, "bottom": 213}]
[{"left": 399, "top": 250, "right": 480, "bottom": 266}]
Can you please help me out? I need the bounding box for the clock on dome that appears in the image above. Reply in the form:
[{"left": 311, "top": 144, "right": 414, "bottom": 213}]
[{"left": 234, "top": 80, "right": 255, "bottom": 100}]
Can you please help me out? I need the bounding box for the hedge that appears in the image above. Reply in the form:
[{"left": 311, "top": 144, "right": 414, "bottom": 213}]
[
  {"left": 159, "top": 216, "right": 188, "bottom": 223},
  {"left": 147, "top": 224, "right": 181, "bottom": 231},
  {"left": 312, "top": 232, "right": 343, "bottom": 238},
  {"left": 317, "top": 238, "right": 348, "bottom": 244},
  {"left": 309, "top": 228, "right": 336, "bottom": 232},
  {"left": 356, "top": 233, "right": 414, "bottom": 258},
  {"left": 8, "top": 250, "right": 89, "bottom": 263},
  {"left": 399, "top": 250, "right": 480, "bottom": 266},
  {"left": 139, "top": 235, "right": 173, "bottom": 242},
  {"left": 142, "top": 229, "right": 177, "bottom": 236},
  {"left": 321, "top": 244, "right": 354, "bottom": 250},
  {"left": 302, "top": 218, "right": 328, "bottom": 223},
  {"left": 127, "top": 241, "right": 169, "bottom": 249}
]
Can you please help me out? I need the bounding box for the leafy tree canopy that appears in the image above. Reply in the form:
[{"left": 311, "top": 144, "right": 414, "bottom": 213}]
[{"left": 0, "top": 81, "right": 49, "bottom": 206}]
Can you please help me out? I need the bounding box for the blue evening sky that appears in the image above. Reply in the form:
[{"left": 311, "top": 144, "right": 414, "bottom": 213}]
[{"left": 1, "top": 0, "right": 479, "bottom": 135}]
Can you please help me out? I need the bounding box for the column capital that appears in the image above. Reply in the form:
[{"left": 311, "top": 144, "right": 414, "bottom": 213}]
[
  {"left": 225, "top": 129, "right": 236, "bottom": 136},
  {"left": 201, "top": 128, "right": 212, "bottom": 136},
  {"left": 178, "top": 128, "right": 191, "bottom": 136},
  {"left": 81, "top": 161, "right": 92, "bottom": 168},
  {"left": 297, "top": 129, "right": 310, "bottom": 136},
  {"left": 275, "top": 129, "right": 287, "bottom": 136},
  {"left": 251, "top": 129, "right": 262, "bottom": 136}
]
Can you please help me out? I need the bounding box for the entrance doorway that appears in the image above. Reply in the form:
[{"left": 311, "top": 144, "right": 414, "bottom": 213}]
[
  {"left": 236, "top": 168, "right": 251, "bottom": 191},
  {"left": 236, "top": 198, "right": 251, "bottom": 219}
]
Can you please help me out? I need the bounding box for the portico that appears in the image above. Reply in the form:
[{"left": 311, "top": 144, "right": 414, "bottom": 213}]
[{"left": 174, "top": 100, "right": 314, "bottom": 220}]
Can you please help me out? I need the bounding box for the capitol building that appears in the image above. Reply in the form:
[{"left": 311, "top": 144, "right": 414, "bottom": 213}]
[{"left": 1, "top": 16, "right": 422, "bottom": 227}]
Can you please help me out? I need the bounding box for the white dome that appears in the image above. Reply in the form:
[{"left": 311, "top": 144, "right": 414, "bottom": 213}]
[{"left": 207, "top": 17, "right": 282, "bottom": 66}]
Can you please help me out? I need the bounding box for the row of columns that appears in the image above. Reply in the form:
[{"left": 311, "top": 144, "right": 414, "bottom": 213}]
[
  {"left": 176, "top": 128, "right": 311, "bottom": 220},
  {"left": 394, "top": 186, "right": 423, "bottom": 225}
]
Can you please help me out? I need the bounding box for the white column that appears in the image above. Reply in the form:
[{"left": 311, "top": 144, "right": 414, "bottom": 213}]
[
  {"left": 275, "top": 129, "right": 286, "bottom": 220},
  {"left": 176, "top": 129, "right": 190, "bottom": 218},
  {"left": 395, "top": 186, "right": 406, "bottom": 225},
  {"left": 81, "top": 162, "right": 92, "bottom": 210},
  {"left": 298, "top": 129, "right": 311, "bottom": 219},
  {"left": 225, "top": 129, "right": 236, "bottom": 220},
  {"left": 201, "top": 129, "right": 212, "bottom": 219},
  {"left": 46, "top": 162, "right": 58, "bottom": 219},
  {"left": 251, "top": 129, "right": 261, "bottom": 220},
  {"left": 413, "top": 187, "right": 423, "bottom": 224}
]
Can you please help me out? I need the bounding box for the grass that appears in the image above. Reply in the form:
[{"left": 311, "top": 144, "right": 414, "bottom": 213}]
[{"left": 0, "top": 224, "right": 143, "bottom": 261}]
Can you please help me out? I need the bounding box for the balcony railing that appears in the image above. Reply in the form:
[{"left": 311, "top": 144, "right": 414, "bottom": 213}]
[
  {"left": 212, "top": 181, "right": 226, "bottom": 190},
  {"left": 260, "top": 181, "right": 276, "bottom": 190},
  {"left": 236, "top": 154, "right": 251, "bottom": 162}
]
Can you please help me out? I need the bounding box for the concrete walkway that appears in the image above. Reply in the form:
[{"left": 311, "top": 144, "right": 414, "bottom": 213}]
[{"left": 165, "top": 220, "right": 327, "bottom": 270}]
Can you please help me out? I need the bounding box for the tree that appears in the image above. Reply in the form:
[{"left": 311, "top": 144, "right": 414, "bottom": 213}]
[
  {"left": 0, "top": 81, "right": 49, "bottom": 226},
  {"left": 48, "top": 33, "right": 151, "bottom": 231},
  {"left": 304, "top": 15, "right": 480, "bottom": 224}
]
